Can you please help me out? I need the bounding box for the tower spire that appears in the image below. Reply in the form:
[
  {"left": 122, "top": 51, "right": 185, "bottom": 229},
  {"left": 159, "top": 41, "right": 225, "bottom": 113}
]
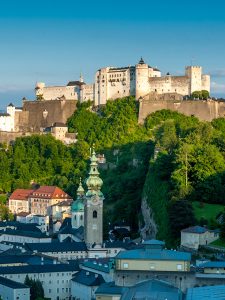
[
  {"left": 77, "top": 177, "right": 84, "bottom": 197},
  {"left": 80, "top": 72, "right": 84, "bottom": 83},
  {"left": 86, "top": 146, "right": 103, "bottom": 197}
]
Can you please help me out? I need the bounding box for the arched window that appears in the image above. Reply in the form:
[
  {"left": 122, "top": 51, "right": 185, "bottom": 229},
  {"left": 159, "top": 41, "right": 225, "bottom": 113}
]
[
  {"left": 93, "top": 210, "right": 97, "bottom": 218},
  {"left": 80, "top": 215, "right": 83, "bottom": 220},
  {"left": 74, "top": 215, "right": 76, "bottom": 220}
]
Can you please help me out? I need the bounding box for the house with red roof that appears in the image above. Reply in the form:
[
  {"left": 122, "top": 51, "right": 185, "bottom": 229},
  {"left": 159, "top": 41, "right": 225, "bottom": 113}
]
[
  {"left": 8, "top": 189, "right": 34, "bottom": 214},
  {"left": 29, "top": 186, "right": 72, "bottom": 216}
]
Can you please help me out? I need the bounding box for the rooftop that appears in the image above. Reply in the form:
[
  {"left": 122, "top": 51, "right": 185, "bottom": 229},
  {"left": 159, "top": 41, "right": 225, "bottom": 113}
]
[
  {"left": 67, "top": 81, "right": 85, "bottom": 86},
  {"left": 181, "top": 226, "right": 208, "bottom": 234},
  {"left": 26, "top": 241, "right": 87, "bottom": 253},
  {"left": 71, "top": 269, "right": 105, "bottom": 286},
  {"left": 121, "top": 279, "right": 182, "bottom": 300},
  {"left": 0, "top": 228, "right": 49, "bottom": 238},
  {"left": 200, "top": 261, "right": 225, "bottom": 268},
  {"left": 0, "top": 264, "right": 78, "bottom": 274},
  {"left": 142, "top": 239, "right": 165, "bottom": 246},
  {"left": 30, "top": 186, "right": 72, "bottom": 200},
  {"left": 82, "top": 260, "right": 111, "bottom": 273},
  {"left": 9, "top": 189, "right": 34, "bottom": 201},
  {"left": 95, "top": 281, "right": 127, "bottom": 295},
  {"left": 115, "top": 248, "right": 191, "bottom": 261},
  {"left": 186, "top": 285, "right": 225, "bottom": 300},
  {"left": 52, "top": 122, "right": 68, "bottom": 128},
  {"left": 0, "top": 276, "right": 29, "bottom": 289}
]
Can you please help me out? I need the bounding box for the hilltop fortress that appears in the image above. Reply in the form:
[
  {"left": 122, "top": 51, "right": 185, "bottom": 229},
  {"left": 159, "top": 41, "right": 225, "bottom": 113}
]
[
  {"left": 0, "top": 58, "right": 225, "bottom": 143},
  {"left": 35, "top": 58, "right": 210, "bottom": 105}
]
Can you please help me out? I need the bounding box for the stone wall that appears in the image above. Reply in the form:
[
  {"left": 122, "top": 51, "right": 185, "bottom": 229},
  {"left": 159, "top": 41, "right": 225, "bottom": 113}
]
[
  {"left": 18, "top": 99, "right": 77, "bottom": 131},
  {"left": 138, "top": 99, "right": 225, "bottom": 124}
]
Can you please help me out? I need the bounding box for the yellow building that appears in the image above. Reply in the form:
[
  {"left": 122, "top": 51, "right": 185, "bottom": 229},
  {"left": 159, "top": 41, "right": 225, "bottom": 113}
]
[{"left": 115, "top": 239, "right": 191, "bottom": 273}]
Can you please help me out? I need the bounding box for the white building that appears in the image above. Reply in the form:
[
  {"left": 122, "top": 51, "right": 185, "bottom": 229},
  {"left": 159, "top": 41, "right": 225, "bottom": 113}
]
[
  {"left": 35, "top": 75, "right": 94, "bottom": 102},
  {"left": 34, "top": 58, "right": 210, "bottom": 108},
  {"left": 25, "top": 241, "right": 87, "bottom": 260},
  {"left": 0, "top": 264, "right": 77, "bottom": 300},
  {"left": 0, "top": 276, "right": 30, "bottom": 300},
  {"left": 16, "top": 213, "right": 49, "bottom": 233},
  {"left": 71, "top": 269, "right": 105, "bottom": 300},
  {"left": 0, "top": 103, "right": 22, "bottom": 132},
  {"left": 181, "top": 226, "right": 219, "bottom": 250},
  {"left": 8, "top": 189, "right": 34, "bottom": 214}
]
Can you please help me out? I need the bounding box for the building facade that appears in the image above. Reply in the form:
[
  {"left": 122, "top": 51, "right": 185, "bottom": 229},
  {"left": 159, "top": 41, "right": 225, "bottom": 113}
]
[
  {"left": 181, "top": 226, "right": 219, "bottom": 250},
  {"left": 9, "top": 189, "right": 34, "bottom": 214},
  {"left": 34, "top": 58, "right": 210, "bottom": 108},
  {"left": 29, "top": 186, "right": 72, "bottom": 216}
]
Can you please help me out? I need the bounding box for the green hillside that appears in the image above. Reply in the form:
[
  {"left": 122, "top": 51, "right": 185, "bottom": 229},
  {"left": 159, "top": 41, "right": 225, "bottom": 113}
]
[{"left": 0, "top": 97, "right": 225, "bottom": 241}]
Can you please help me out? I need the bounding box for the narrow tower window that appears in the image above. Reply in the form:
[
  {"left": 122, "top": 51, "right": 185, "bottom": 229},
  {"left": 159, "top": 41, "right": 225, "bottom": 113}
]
[{"left": 93, "top": 210, "right": 97, "bottom": 218}]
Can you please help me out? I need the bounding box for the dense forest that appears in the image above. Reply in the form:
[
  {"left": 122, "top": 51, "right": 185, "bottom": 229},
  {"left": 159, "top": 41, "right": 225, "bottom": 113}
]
[{"left": 1, "top": 97, "right": 225, "bottom": 244}]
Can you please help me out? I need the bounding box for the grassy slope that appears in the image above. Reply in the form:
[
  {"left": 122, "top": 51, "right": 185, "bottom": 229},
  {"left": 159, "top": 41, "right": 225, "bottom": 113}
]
[{"left": 192, "top": 201, "right": 224, "bottom": 222}]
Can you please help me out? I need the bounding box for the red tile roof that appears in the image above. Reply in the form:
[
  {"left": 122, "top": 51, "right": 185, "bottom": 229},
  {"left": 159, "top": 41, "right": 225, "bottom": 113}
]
[
  {"left": 9, "top": 189, "right": 34, "bottom": 201},
  {"left": 30, "top": 186, "right": 72, "bottom": 199}
]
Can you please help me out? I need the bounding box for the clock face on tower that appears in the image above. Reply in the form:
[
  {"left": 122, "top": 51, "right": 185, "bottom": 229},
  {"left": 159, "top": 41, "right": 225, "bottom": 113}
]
[{"left": 92, "top": 195, "right": 99, "bottom": 204}]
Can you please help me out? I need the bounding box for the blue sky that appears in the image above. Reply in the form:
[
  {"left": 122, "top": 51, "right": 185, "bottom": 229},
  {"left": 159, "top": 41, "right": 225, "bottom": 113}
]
[{"left": 0, "top": 0, "right": 224, "bottom": 109}]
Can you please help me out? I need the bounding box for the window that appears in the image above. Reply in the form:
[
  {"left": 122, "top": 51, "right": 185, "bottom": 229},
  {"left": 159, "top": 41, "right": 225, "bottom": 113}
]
[
  {"left": 177, "top": 264, "right": 182, "bottom": 270},
  {"left": 93, "top": 210, "right": 97, "bottom": 218},
  {"left": 123, "top": 263, "right": 129, "bottom": 269},
  {"left": 80, "top": 215, "right": 83, "bottom": 220},
  {"left": 150, "top": 263, "right": 155, "bottom": 270}
]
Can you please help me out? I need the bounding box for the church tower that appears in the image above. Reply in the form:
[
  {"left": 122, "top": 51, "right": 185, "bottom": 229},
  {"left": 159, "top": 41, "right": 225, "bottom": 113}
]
[
  {"left": 84, "top": 148, "right": 104, "bottom": 247},
  {"left": 71, "top": 178, "right": 84, "bottom": 229}
]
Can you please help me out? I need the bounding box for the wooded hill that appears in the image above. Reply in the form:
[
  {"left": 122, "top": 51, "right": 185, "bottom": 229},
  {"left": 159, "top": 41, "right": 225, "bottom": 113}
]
[{"left": 1, "top": 97, "right": 225, "bottom": 244}]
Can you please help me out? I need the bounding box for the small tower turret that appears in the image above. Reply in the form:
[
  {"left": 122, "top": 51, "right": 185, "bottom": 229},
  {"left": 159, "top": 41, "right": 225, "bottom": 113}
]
[
  {"left": 71, "top": 178, "right": 84, "bottom": 229},
  {"left": 84, "top": 147, "right": 104, "bottom": 247},
  {"left": 80, "top": 73, "right": 84, "bottom": 83},
  {"left": 135, "top": 57, "right": 150, "bottom": 99}
]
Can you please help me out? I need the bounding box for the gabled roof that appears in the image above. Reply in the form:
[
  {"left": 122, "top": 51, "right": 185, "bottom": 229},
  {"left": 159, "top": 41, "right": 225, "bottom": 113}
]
[
  {"left": 121, "top": 279, "right": 182, "bottom": 300},
  {"left": 0, "top": 276, "right": 29, "bottom": 289},
  {"left": 30, "top": 186, "right": 72, "bottom": 200},
  {"left": 181, "top": 226, "right": 208, "bottom": 234},
  {"left": 9, "top": 189, "right": 34, "bottom": 201},
  {"left": 71, "top": 269, "right": 105, "bottom": 286}
]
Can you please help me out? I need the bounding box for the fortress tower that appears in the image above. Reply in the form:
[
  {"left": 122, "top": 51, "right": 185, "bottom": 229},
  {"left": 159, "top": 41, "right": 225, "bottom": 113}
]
[
  {"left": 84, "top": 148, "right": 104, "bottom": 247},
  {"left": 185, "top": 66, "right": 210, "bottom": 95},
  {"left": 135, "top": 58, "right": 150, "bottom": 99}
]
